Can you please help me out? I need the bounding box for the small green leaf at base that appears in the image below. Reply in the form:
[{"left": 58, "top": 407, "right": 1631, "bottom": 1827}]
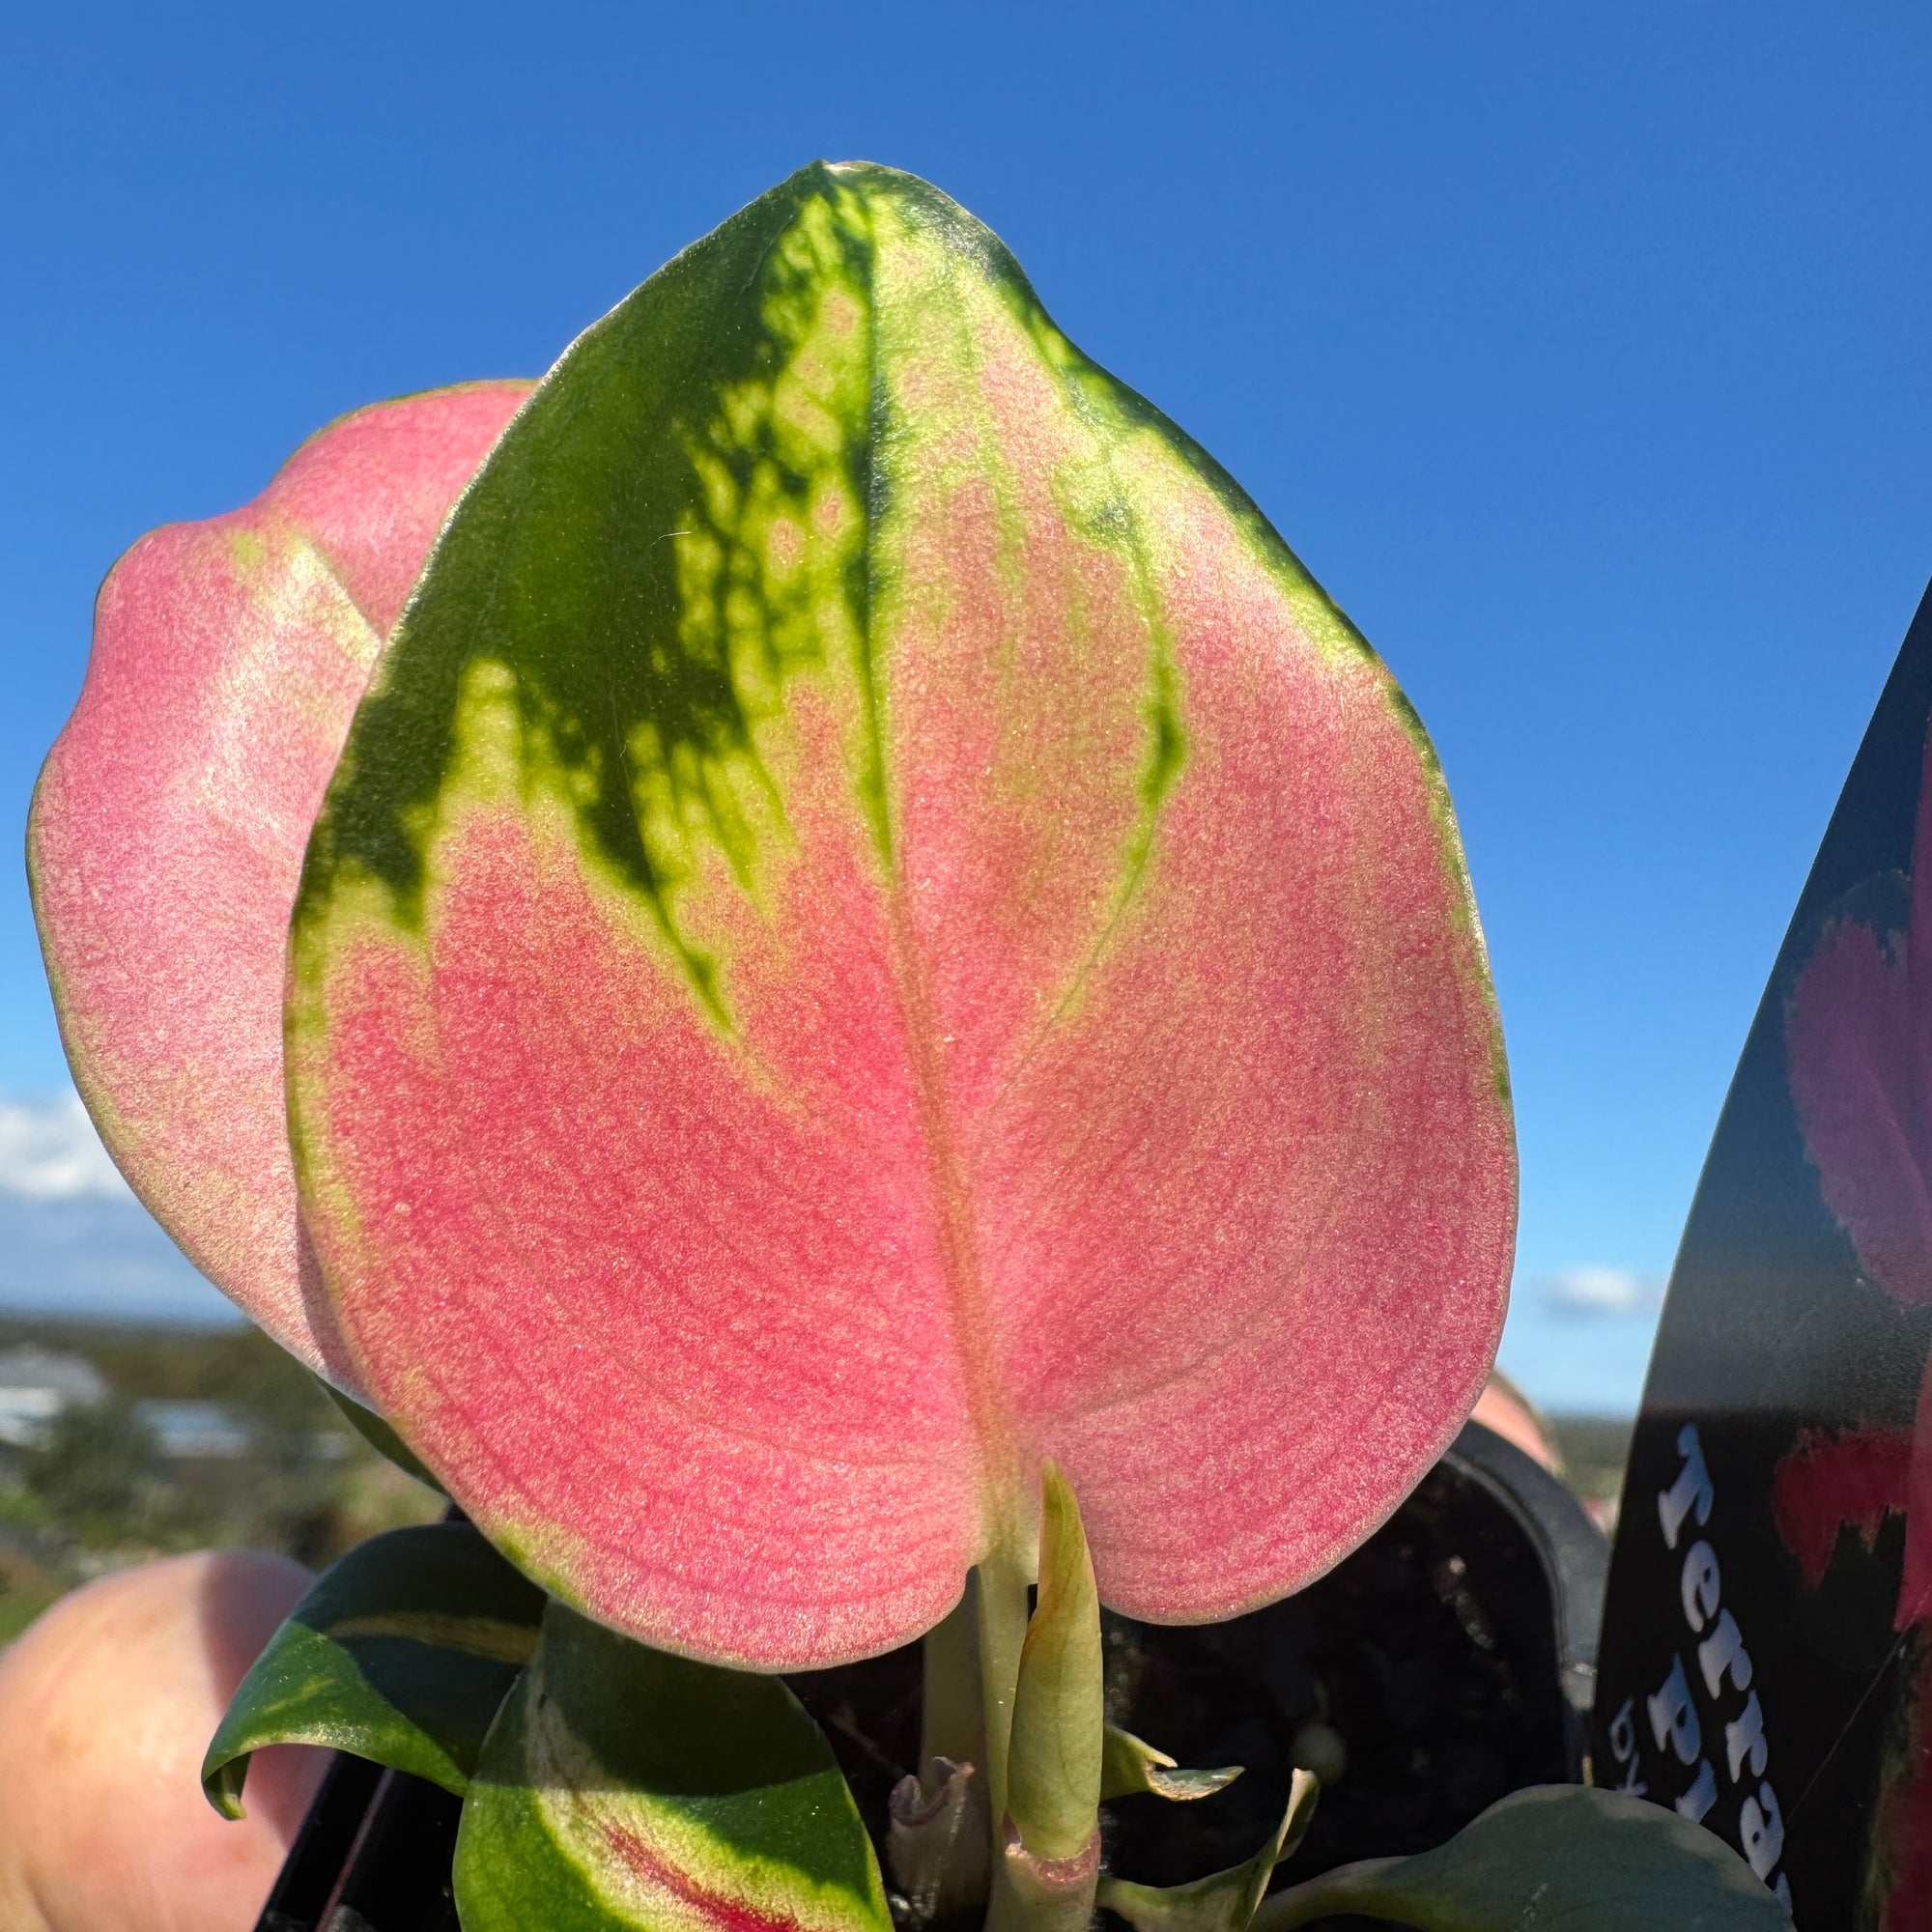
[
  {"left": 1251, "top": 1785, "right": 1792, "bottom": 1931},
  {"left": 1099, "top": 1769, "right": 1317, "bottom": 1932},
  {"left": 1007, "top": 1463, "right": 1104, "bottom": 1863},
  {"left": 453, "top": 1602, "right": 891, "bottom": 1932},
  {"left": 202, "top": 1520, "right": 542, "bottom": 1815},
  {"left": 1102, "top": 1726, "right": 1243, "bottom": 1803}
]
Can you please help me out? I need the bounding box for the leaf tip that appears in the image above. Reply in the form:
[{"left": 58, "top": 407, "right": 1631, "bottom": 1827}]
[{"left": 200, "top": 1753, "right": 248, "bottom": 1821}]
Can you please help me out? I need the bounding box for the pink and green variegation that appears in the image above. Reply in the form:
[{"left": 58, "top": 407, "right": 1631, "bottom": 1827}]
[
  {"left": 29, "top": 381, "right": 531, "bottom": 1387},
  {"left": 286, "top": 163, "right": 1515, "bottom": 1668},
  {"left": 453, "top": 1605, "right": 892, "bottom": 1932}
]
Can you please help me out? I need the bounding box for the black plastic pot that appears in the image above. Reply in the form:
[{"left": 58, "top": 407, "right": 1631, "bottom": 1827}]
[
  {"left": 253, "top": 1419, "right": 1608, "bottom": 1932},
  {"left": 254, "top": 1754, "right": 460, "bottom": 1932}
]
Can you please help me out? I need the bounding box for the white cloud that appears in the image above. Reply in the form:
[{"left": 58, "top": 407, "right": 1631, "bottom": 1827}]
[
  {"left": 0, "top": 1092, "right": 133, "bottom": 1202},
  {"left": 1544, "top": 1264, "right": 1661, "bottom": 1318}
]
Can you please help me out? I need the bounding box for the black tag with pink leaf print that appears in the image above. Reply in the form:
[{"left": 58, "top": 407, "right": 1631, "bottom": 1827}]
[{"left": 1596, "top": 576, "right": 1932, "bottom": 1929}]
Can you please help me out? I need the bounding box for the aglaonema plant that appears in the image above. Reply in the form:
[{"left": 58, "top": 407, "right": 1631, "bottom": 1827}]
[{"left": 29, "top": 163, "right": 1792, "bottom": 1931}]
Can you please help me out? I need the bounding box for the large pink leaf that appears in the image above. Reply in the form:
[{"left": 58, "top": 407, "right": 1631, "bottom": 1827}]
[
  {"left": 287, "top": 165, "right": 1515, "bottom": 1666},
  {"left": 29, "top": 382, "right": 532, "bottom": 1385}
]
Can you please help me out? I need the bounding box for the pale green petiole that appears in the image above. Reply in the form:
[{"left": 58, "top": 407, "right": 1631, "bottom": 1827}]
[
  {"left": 905, "top": 1468, "right": 1225, "bottom": 1932},
  {"left": 976, "top": 1533, "right": 1035, "bottom": 1835},
  {"left": 923, "top": 1574, "right": 987, "bottom": 1770},
  {"left": 888, "top": 1581, "right": 995, "bottom": 1919}
]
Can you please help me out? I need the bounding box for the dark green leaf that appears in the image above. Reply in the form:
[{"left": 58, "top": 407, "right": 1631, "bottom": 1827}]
[
  {"left": 1252, "top": 1785, "right": 1791, "bottom": 1931},
  {"left": 320, "top": 1378, "right": 445, "bottom": 1492},
  {"left": 453, "top": 1602, "right": 891, "bottom": 1932},
  {"left": 202, "top": 1520, "right": 542, "bottom": 1816}
]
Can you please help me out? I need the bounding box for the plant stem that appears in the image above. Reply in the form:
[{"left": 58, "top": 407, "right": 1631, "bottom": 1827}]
[
  {"left": 921, "top": 1574, "right": 985, "bottom": 1770},
  {"left": 976, "top": 1540, "right": 1032, "bottom": 1833},
  {"left": 984, "top": 1830, "right": 1101, "bottom": 1932}
]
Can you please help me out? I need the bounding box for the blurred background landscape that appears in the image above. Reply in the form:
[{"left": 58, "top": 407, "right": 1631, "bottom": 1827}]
[
  {"left": 0, "top": 1314, "right": 441, "bottom": 1644},
  {"left": 0, "top": 1301, "right": 1632, "bottom": 1648}
]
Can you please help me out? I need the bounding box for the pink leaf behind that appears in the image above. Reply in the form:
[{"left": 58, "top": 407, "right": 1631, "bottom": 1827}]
[{"left": 29, "top": 382, "right": 532, "bottom": 1387}]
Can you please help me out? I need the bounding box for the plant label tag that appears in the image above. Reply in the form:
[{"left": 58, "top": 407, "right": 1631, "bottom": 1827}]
[{"left": 1596, "top": 578, "right": 1932, "bottom": 1927}]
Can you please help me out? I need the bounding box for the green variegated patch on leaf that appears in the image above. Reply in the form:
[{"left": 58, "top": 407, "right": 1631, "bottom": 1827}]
[
  {"left": 1252, "top": 1785, "right": 1791, "bottom": 1931},
  {"left": 453, "top": 1602, "right": 891, "bottom": 1932},
  {"left": 202, "top": 1520, "right": 543, "bottom": 1816},
  {"left": 1101, "top": 1726, "right": 1243, "bottom": 1804},
  {"left": 1099, "top": 1770, "right": 1318, "bottom": 1932}
]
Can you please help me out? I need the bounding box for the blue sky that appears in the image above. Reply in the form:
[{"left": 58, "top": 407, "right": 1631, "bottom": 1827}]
[{"left": 4, "top": 3, "right": 1930, "bottom": 1410}]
